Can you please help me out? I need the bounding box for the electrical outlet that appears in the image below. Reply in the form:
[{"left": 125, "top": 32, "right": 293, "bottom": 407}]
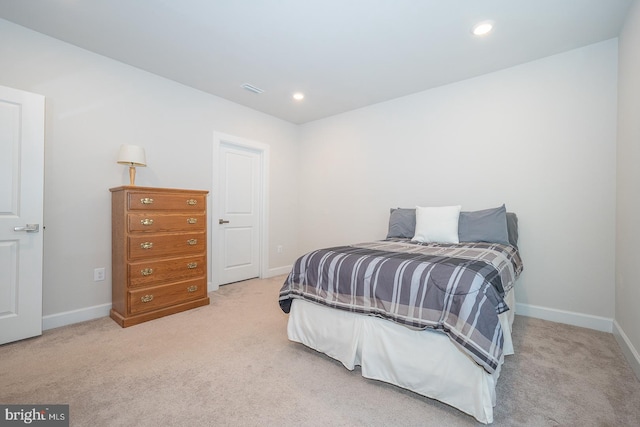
[
  {"left": 94, "top": 267, "right": 106, "bottom": 282},
  {"left": 277, "top": 245, "right": 283, "bottom": 253}
]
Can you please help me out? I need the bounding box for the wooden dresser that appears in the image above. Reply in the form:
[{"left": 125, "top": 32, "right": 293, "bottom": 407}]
[{"left": 110, "top": 186, "right": 210, "bottom": 327}]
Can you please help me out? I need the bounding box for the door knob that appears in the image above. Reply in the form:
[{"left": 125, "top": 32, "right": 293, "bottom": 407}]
[
  {"left": 14, "top": 224, "right": 40, "bottom": 233},
  {"left": 219, "top": 219, "right": 230, "bottom": 224}
]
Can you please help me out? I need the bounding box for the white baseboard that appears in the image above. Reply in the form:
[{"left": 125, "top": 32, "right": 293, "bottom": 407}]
[
  {"left": 266, "top": 265, "right": 292, "bottom": 277},
  {"left": 43, "top": 303, "right": 112, "bottom": 331},
  {"left": 515, "top": 302, "right": 613, "bottom": 333},
  {"left": 613, "top": 320, "right": 640, "bottom": 381}
]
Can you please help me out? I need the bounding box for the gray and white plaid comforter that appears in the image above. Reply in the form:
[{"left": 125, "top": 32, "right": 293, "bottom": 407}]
[{"left": 279, "top": 238, "right": 523, "bottom": 374}]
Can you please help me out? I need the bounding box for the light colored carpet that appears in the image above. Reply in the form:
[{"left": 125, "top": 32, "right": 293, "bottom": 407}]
[{"left": 1, "top": 275, "right": 639, "bottom": 426}]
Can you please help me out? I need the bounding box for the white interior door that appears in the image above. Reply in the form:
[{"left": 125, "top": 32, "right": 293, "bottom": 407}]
[
  {"left": 0, "top": 85, "right": 45, "bottom": 345},
  {"left": 218, "top": 143, "right": 261, "bottom": 285}
]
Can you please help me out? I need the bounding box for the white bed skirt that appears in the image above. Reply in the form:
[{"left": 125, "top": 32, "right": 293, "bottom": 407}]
[{"left": 286, "top": 291, "right": 515, "bottom": 424}]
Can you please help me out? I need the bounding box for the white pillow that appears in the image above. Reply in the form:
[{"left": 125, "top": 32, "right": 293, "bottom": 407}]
[{"left": 412, "top": 205, "right": 462, "bottom": 244}]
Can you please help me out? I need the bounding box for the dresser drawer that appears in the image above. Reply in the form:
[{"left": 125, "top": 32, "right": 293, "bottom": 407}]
[
  {"left": 129, "top": 278, "right": 207, "bottom": 315},
  {"left": 128, "top": 231, "right": 205, "bottom": 260},
  {"left": 128, "top": 255, "right": 206, "bottom": 288},
  {"left": 128, "top": 213, "right": 206, "bottom": 232},
  {"left": 128, "top": 192, "right": 206, "bottom": 211}
]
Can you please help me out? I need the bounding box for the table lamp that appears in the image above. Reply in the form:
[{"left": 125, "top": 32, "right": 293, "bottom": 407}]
[{"left": 117, "top": 144, "right": 146, "bottom": 186}]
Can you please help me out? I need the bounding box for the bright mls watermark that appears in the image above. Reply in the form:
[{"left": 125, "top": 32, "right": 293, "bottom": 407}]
[{"left": 0, "top": 405, "right": 68, "bottom": 426}]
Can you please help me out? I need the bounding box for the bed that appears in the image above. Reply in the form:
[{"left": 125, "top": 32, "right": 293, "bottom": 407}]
[{"left": 278, "top": 205, "right": 523, "bottom": 424}]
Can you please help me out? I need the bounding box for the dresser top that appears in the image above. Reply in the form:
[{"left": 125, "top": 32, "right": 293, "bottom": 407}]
[{"left": 109, "top": 185, "right": 209, "bottom": 194}]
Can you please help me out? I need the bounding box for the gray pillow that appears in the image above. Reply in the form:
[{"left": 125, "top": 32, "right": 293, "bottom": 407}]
[
  {"left": 506, "top": 212, "right": 519, "bottom": 247},
  {"left": 386, "top": 208, "right": 416, "bottom": 239},
  {"left": 458, "top": 205, "right": 510, "bottom": 246}
]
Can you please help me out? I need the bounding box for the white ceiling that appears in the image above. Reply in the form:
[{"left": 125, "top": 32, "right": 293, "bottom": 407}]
[{"left": 0, "top": 0, "right": 633, "bottom": 124}]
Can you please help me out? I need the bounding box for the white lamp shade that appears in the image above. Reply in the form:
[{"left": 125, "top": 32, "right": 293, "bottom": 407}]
[{"left": 117, "top": 144, "right": 147, "bottom": 167}]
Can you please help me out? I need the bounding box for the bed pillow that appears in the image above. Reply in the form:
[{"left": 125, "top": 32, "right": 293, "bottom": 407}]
[
  {"left": 412, "top": 205, "right": 461, "bottom": 244},
  {"left": 458, "top": 205, "right": 510, "bottom": 245},
  {"left": 506, "top": 212, "right": 519, "bottom": 247},
  {"left": 386, "top": 208, "right": 416, "bottom": 239}
]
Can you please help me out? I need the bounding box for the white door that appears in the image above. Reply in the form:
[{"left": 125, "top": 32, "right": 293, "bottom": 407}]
[
  {"left": 0, "top": 85, "right": 45, "bottom": 345},
  {"left": 218, "top": 143, "right": 261, "bottom": 285}
]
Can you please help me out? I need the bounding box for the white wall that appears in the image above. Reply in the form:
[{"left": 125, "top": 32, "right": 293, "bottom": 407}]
[
  {"left": 616, "top": 0, "right": 640, "bottom": 378},
  {"left": 0, "top": 19, "right": 299, "bottom": 323},
  {"left": 299, "top": 40, "right": 618, "bottom": 326},
  {"left": 0, "top": 17, "right": 626, "bottom": 341}
]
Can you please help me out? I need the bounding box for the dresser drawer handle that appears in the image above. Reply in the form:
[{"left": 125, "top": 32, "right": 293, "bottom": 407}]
[
  {"left": 140, "top": 218, "right": 154, "bottom": 226},
  {"left": 140, "top": 294, "right": 154, "bottom": 303},
  {"left": 140, "top": 268, "right": 154, "bottom": 276},
  {"left": 140, "top": 242, "right": 153, "bottom": 249},
  {"left": 187, "top": 239, "right": 197, "bottom": 246},
  {"left": 187, "top": 262, "right": 198, "bottom": 269},
  {"left": 186, "top": 199, "right": 198, "bottom": 206},
  {"left": 187, "top": 285, "right": 198, "bottom": 293},
  {"left": 187, "top": 218, "right": 198, "bottom": 224},
  {"left": 140, "top": 198, "right": 154, "bottom": 205}
]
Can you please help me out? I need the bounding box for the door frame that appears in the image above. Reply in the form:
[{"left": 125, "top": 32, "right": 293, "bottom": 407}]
[{"left": 211, "top": 131, "right": 269, "bottom": 290}]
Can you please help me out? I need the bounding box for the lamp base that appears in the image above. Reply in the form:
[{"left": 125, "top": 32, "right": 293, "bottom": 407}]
[{"left": 129, "top": 166, "right": 136, "bottom": 186}]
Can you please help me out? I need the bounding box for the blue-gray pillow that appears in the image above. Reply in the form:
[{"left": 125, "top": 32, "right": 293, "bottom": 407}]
[
  {"left": 506, "top": 212, "right": 519, "bottom": 247},
  {"left": 458, "top": 205, "right": 510, "bottom": 246},
  {"left": 386, "top": 208, "right": 416, "bottom": 239}
]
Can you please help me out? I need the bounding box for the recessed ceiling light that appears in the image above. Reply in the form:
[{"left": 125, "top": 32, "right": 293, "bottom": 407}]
[
  {"left": 293, "top": 92, "right": 304, "bottom": 101},
  {"left": 472, "top": 21, "right": 494, "bottom": 36}
]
